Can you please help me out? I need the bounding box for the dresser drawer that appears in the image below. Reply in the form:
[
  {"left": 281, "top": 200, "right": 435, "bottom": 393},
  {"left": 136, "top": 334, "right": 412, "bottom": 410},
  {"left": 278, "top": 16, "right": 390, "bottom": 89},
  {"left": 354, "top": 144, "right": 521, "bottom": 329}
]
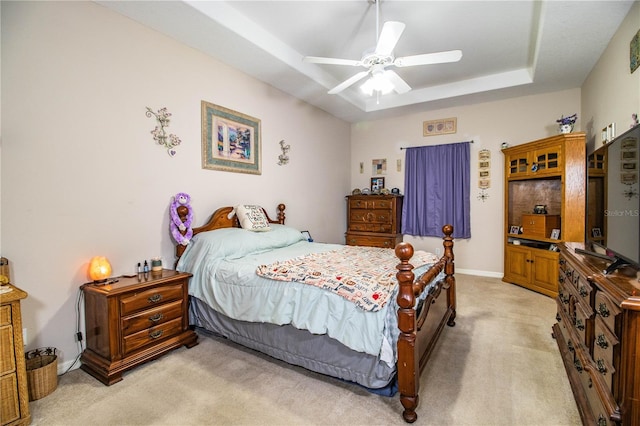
[
  {"left": 578, "top": 365, "right": 617, "bottom": 426},
  {"left": 123, "top": 317, "right": 183, "bottom": 355},
  {"left": 0, "top": 305, "right": 10, "bottom": 325},
  {"left": 348, "top": 198, "right": 394, "bottom": 210},
  {"left": 350, "top": 210, "right": 392, "bottom": 225},
  {"left": 122, "top": 299, "right": 183, "bottom": 336},
  {"left": 594, "top": 291, "right": 621, "bottom": 335},
  {"left": 120, "top": 284, "right": 184, "bottom": 317},
  {"left": 345, "top": 233, "right": 399, "bottom": 248},
  {"left": 573, "top": 297, "right": 591, "bottom": 344}
]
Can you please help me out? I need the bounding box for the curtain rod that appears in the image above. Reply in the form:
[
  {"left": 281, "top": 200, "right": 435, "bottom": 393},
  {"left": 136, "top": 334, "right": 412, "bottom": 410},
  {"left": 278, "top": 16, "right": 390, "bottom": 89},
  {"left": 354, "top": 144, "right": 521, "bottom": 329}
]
[{"left": 400, "top": 140, "right": 473, "bottom": 150}]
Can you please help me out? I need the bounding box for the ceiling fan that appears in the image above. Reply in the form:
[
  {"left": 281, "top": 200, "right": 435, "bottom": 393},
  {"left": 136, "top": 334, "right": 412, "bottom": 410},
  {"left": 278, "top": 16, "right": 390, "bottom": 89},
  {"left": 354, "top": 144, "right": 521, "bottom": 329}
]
[{"left": 303, "top": 0, "right": 462, "bottom": 96}]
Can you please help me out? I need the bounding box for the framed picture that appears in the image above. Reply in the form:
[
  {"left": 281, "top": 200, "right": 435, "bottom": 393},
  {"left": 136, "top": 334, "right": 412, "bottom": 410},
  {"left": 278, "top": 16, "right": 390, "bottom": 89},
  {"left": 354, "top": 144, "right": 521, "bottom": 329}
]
[
  {"left": 631, "top": 28, "right": 639, "bottom": 74},
  {"left": 592, "top": 227, "right": 602, "bottom": 238},
  {"left": 621, "top": 136, "right": 638, "bottom": 150},
  {"left": 372, "top": 159, "right": 387, "bottom": 175},
  {"left": 549, "top": 244, "right": 559, "bottom": 252},
  {"left": 301, "top": 231, "right": 313, "bottom": 242},
  {"left": 509, "top": 225, "right": 520, "bottom": 235},
  {"left": 550, "top": 229, "right": 561, "bottom": 240},
  {"left": 371, "top": 177, "right": 385, "bottom": 192},
  {"left": 621, "top": 162, "right": 638, "bottom": 171},
  {"left": 423, "top": 117, "right": 457, "bottom": 136},
  {"left": 201, "top": 101, "right": 261, "bottom": 175}
]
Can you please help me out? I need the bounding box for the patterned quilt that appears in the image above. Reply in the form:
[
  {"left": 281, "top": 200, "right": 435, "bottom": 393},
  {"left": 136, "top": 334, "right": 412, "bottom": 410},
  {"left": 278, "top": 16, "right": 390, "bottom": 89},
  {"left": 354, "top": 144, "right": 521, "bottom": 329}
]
[{"left": 256, "top": 246, "right": 439, "bottom": 312}]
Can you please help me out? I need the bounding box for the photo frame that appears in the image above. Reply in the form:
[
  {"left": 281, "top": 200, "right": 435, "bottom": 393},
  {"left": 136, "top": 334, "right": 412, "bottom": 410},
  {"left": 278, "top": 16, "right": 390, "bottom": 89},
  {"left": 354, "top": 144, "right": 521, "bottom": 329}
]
[
  {"left": 592, "top": 227, "right": 602, "bottom": 238},
  {"left": 201, "top": 101, "right": 261, "bottom": 175},
  {"left": 371, "top": 177, "right": 385, "bottom": 192},
  {"left": 548, "top": 244, "right": 559, "bottom": 252},
  {"left": 509, "top": 225, "right": 520, "bottom": 235},
  {"left": 423, "top": 117, "right": 457, "bottom": 136},
  {"left": 550, "top": 229, "right": 561, "bottom": 240}
]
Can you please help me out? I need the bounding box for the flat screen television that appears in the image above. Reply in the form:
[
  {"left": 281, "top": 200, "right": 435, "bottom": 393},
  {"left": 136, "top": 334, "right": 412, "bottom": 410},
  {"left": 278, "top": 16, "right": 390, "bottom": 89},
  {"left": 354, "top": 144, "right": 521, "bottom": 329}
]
[{"left": 583, "top": 124, "right": 640, "bottom": 274}]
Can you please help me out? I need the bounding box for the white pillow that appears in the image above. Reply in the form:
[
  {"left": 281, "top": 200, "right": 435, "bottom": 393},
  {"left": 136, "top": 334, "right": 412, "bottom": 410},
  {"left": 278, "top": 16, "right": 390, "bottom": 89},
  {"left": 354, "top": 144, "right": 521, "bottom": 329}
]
[{"left": 235, "top": 204, "right": 271, "bottom": 231}]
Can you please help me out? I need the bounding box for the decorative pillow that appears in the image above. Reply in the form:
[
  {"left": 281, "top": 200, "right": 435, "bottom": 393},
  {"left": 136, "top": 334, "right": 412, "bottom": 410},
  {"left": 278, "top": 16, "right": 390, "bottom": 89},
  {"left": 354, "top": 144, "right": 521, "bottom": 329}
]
[{"left": 235, "top": 204, "right": 271, "bottom": 231}]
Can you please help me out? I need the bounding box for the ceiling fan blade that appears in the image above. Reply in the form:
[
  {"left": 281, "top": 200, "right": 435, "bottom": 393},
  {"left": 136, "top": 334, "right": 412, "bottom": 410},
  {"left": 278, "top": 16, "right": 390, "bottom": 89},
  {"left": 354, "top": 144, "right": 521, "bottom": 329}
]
[
  {"left": 375, "top": 21, "right": 405, "bottom": 56},
  {"left": 394, "top": 50, "right": 463, "bottom": 67},
  {"left": 328, "top": 71, "right": 370, "bottom": 94},
  {"left": 385, "top": 70, "right": 411, "bottom": 94},
  {"left": 303, "top": 56, "right": 362, "bottom": 66}
]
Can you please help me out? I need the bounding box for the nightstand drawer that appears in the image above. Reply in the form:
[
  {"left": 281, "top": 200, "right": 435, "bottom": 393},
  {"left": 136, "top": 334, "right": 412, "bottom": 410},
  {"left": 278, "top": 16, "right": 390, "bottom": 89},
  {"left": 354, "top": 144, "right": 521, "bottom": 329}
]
[
  {"left": 123, "top": 317, "right": 183, "bottom": 355},
  {"left": 120, "top": 284, "right": 184, "bottom": 316},
  {"left": 122, "top": 300, "right": 183, "bottom": 336},
  {"left": 0, "top": 306, "right": 10, "bottom": 325}
]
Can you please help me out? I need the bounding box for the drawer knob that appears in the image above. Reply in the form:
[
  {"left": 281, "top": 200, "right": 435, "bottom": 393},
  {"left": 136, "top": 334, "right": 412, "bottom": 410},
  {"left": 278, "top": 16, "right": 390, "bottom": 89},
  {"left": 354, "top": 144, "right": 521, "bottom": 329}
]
[
  {"left": 579, "top": 286, "right": 588, "bottom": 297},
  {"left": 149, "top": 329, "right": 164, "bottom": 339},
  {"left": 596, "top": 359, "right": 607, "bottom": 374},
  {"left": 575, "top": 319, "right": 585, "bottom": 331},
  {"left": 573, "top": 358, "right": 583, "bottom": 372},
  {"left": 148, "top": 294, "right": 163, "bottom": 304},
  {"left": 149, "top": 313, "right": 164, "bottom": 323},
  {"left": 597, "top": 415, "right": 607, "bottom": 426},
  {"left": 596, "top": 334, "right": 609, "bottom": 349},
  {"left": 556, "top": 313, "right": 561, "bottom": 322},
  {"left": 597, "top": 303, "right": 610, "bottom": 318},
  {"left": 567, "top": 341, "right": 574, "bottom": 352}
]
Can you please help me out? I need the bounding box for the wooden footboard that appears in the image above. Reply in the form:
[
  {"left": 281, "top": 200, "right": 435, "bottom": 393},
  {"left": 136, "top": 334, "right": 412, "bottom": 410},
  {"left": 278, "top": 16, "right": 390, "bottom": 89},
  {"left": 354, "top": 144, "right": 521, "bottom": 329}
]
[{"left": 395, "top": 225, "right": 456, "bottom": 423}]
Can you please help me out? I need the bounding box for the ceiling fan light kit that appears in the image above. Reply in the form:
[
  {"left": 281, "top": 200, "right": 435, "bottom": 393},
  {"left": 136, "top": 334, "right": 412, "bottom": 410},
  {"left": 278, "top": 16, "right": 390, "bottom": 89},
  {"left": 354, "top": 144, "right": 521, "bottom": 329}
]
[{"left": 302, "top": 1, "right": 462, "bottom": 97}]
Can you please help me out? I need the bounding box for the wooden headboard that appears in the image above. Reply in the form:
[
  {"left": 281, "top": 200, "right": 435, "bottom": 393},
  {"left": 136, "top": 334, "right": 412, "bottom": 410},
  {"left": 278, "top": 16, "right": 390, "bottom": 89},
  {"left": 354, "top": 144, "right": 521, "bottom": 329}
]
[{"left": 174, "top": 204, "right": 286, "bottom": 260}]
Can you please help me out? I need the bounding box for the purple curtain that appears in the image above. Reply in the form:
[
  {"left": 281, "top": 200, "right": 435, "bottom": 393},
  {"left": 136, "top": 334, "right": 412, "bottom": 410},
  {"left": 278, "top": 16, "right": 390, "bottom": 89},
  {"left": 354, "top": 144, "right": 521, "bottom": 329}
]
[{"left": 402, "top": 142, "right": 471, "bottom": 239}]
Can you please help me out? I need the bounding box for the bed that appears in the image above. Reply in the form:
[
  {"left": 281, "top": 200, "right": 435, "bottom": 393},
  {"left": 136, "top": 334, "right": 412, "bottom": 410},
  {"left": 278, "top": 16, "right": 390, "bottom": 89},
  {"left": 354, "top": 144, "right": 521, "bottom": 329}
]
[{"left": 173, "top": 203, "right": 456, "bottom": 423}]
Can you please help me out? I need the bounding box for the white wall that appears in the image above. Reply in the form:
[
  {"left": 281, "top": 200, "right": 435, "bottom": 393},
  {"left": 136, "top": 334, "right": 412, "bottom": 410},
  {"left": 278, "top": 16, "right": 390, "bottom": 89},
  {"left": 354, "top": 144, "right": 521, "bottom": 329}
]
[
  {"left": 351, "top": 89, "right": 581, "bottom": 276},
  {"left": 582, "top": 1, "right": 640, "bottom": 153},
  {"left": 1, "top": 1, "right": 350, "bottom": 369}
]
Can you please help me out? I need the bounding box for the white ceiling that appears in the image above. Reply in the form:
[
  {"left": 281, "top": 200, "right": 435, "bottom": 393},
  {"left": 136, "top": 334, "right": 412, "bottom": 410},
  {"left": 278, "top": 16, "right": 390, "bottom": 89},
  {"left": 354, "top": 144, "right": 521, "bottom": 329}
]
[{"left": 96, "top": 0, "right": 635, "bottom": 123}]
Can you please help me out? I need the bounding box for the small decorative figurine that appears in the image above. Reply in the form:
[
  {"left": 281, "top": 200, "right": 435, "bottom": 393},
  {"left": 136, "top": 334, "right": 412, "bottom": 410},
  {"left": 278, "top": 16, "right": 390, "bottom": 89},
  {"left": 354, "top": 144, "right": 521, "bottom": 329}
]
[
  {"left": 556, "top": 114, "right": 578, "bottom": 134},
  {"left": 170, "top": 192, "right": 193, "bottom": 245},
  {"left": 631, "top": 113, "right": 639, "bottom": 128}
]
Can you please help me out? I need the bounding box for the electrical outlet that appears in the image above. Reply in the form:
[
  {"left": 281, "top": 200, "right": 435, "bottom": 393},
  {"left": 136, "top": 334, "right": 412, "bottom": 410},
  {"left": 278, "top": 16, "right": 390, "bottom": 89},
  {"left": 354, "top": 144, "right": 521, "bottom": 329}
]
[{"left": 22, "top": 328, "right": 27, "bottom": 342}]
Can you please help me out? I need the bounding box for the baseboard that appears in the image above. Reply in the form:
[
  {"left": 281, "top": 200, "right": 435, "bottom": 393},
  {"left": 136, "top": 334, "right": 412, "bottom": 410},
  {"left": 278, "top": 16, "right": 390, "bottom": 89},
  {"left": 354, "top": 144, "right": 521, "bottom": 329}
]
[{"left": 456, "top": 268, "right": 503, "bottom": 279}]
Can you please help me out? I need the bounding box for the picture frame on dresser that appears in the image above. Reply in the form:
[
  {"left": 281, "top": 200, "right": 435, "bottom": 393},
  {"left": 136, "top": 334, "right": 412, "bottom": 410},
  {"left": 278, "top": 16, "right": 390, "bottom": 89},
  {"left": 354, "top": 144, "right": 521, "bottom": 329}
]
[{"left": 370, "top": 177, "right": 385, "bottom": 191}]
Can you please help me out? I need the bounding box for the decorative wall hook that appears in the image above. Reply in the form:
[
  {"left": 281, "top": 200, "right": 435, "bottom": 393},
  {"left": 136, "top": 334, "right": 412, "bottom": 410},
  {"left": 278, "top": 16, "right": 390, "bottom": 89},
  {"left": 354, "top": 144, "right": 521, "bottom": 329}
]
[
  {"left": 146, "top": 107, "right": 182, "bottom": 156},
  {"left": 278, "top": 139, "right": 290, "bottom": 165}
]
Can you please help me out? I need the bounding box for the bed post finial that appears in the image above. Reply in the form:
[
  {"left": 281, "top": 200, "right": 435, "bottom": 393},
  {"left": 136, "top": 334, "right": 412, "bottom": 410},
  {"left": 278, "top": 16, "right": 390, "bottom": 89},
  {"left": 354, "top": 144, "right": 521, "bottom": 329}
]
[
  {"left": 277, "top": 204, "right": 286, "bottom": 224},
  {"left": 395, "top": 242, "right": 419, "bottom": 423}
]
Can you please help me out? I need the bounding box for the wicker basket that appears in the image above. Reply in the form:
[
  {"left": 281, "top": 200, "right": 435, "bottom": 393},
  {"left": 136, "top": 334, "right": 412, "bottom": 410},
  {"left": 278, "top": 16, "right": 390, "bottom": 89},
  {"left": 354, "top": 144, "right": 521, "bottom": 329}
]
[{"left": 25, "top": 347, "right": 58, "bottom": 401}]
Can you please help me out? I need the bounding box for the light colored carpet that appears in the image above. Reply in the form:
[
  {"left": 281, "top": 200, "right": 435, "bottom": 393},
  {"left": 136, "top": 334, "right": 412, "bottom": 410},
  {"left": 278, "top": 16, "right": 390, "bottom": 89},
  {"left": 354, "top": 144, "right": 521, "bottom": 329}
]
[{"left": 29, "top": 274, "right": 581, "bottom": 426}]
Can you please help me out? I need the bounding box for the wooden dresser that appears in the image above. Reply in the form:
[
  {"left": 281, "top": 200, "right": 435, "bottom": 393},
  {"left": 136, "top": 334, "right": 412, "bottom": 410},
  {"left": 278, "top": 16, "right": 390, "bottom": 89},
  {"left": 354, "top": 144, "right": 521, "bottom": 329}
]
[
  {"left": 81, "top": 270, "right": 198, "bottom": 385},
  {"left": 345, "top": 194, "right": 403, "bottom": 248},
  {"left": 1, "top": 285, "right": 30, "bottom": 426},
  {"left": 553, "top": 243, "right": 639, "bottom": 425}
]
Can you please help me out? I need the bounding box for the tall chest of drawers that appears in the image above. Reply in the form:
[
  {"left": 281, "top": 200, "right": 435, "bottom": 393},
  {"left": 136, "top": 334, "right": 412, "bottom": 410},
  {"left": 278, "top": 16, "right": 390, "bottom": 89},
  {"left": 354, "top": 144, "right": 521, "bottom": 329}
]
[
  {"left": 81, "top": 270, "right": 198, "bottom": 385},
  {"left": 553, "top": 243, "right": 639, "bottom": 426},
  {"left": 345, "top": 194, "right": 403, "bottom": 248}
]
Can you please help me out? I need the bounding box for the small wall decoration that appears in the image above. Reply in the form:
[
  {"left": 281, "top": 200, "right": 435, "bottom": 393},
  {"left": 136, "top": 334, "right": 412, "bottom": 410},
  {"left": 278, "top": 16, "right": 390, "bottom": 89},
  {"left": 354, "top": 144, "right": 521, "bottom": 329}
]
[
  {"left": 277, "top": 140, "right": 290, "bottom": 166},
  {"left": 371, "top": 177, "right": 385, "bottom": 192},
  {"left": 477, "top": 149, "right": 491, "bottom": 201},
  {"left": 359, "top": 162, "right": 364, "bottom": 174},
  {"left": 631, "top": 29, "right": 639, "bottom": 74},
  {"left": 201, "top": 101, "right": 261, "bottom": 175},
  {"left": 146, "top": 107, "right": 182, "bottom": 156},
  {"left": 372, "top": 159, "right": 387, "bottom": 175},
  {"left": 423, "top": 117, "right": 457, "bottom": 136}
]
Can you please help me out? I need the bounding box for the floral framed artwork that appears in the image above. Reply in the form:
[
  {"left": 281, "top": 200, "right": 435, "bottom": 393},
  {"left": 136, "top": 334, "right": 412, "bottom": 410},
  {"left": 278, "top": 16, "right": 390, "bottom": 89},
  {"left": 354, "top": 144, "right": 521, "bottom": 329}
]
[
  {"left": 423, "top": 117, "right": 457, "bottom": 136},
  {"left": 201, "top": 101, "right": 261, "bottom": 174}
]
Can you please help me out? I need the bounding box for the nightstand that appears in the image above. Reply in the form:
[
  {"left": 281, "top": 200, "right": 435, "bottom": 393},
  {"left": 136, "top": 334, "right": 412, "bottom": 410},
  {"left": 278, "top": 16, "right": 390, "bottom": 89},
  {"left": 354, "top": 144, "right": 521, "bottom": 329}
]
[
  {"left": 80, "top": 270, "right": 198, "bottom": 385},
  {"left": 0, "top": 285, "right": 30, "bottom": 425}
]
